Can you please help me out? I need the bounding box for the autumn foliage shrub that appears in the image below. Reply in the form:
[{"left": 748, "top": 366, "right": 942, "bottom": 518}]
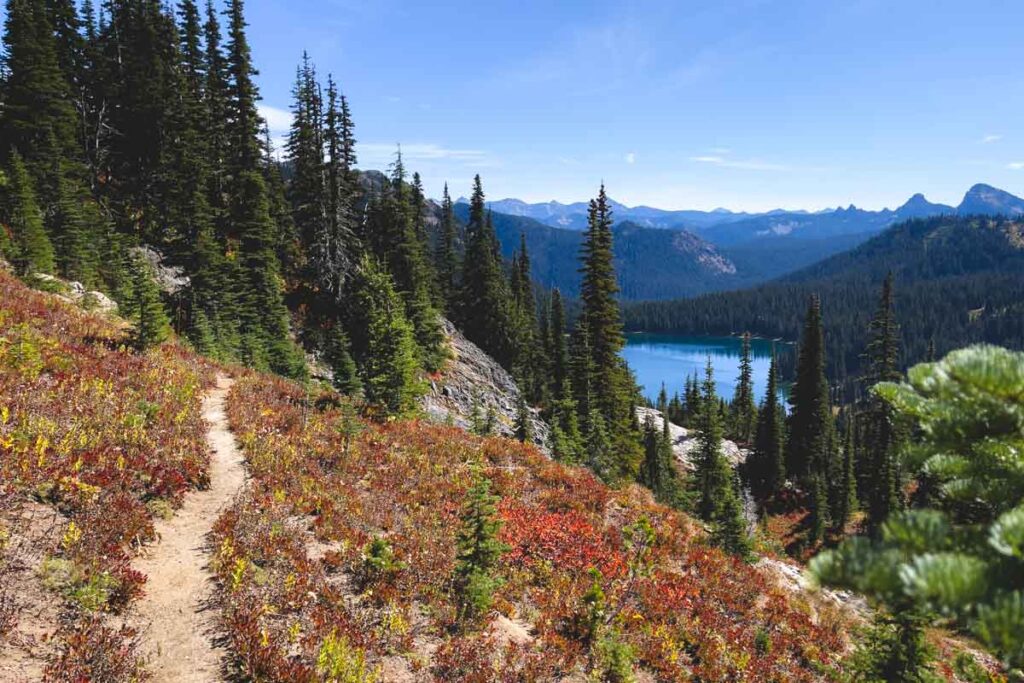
[
  {"left": 0, "top": 271, "right": 214, "bottom": 679},
  {"left": 217, "top": 370, "right": 852, "bottom": 681}
]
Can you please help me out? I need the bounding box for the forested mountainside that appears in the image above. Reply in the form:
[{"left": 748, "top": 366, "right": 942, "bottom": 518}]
[
  {"left": 455, "top": 203, "right": 867, "bottom": 300},
  {"left": 454, "top": 203, "right": 746, "bottom": 299},
  {"left": 622, "top": 215, "right": 1024, "bottom": 386},
  {"left": 4, "top": 262, "right": 1014, "bottom": 682}
]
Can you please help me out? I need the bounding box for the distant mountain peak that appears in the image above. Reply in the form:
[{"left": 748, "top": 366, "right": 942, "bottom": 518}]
[
  {"left": 895, "top": 192, "right": 954, "bottom": 219},
  {"left": 958, "top": 184, "right": 1024, "bottom": 216}
]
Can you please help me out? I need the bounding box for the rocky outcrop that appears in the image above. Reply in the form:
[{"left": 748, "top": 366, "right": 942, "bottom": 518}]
[
  {"left": 755, "top": 557, "right": 868, "bottom": 619},
  {"left": 27, "top": 273, "right": 118, "bottom": 315},
  {"left": 422, "top": 319, "right": 550, "bottom": 453},
  {"left": 635, "top": 406, "right": 747, "bottom": 469},
  {"left": 130, "top": 246, "right": 190, "bottom": 295}
]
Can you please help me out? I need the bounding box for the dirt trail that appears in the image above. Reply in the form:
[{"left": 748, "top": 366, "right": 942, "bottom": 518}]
[{"left": 135, "top": 374, "right": 244, "bottom": 682}]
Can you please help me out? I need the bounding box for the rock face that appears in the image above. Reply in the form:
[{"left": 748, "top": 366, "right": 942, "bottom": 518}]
[
  {"left": 422, "top": 319, "right": 550, "bottom": 453},
  {"left": 635, "top": 406, "right": 747, "bottom": 469},
  {"left": 130, "top": 245, "right": 190, "bottom": 295}
]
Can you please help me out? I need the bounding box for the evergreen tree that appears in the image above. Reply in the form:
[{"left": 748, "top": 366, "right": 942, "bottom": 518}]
[
  {"left": 365, "top": 151, "right": 445, "bottom": 371},
  {"left": 346, "top": 257, "right": 424, "bottom": 416},
  {"left": 50, "top": 161, "right": 97, "bottom": 285},
  {"left": 318, "top": 74, "right": 358, "bottom": 298},
  {"left": 261, "top": 124, "right": 300, "bottom": 278},
  {"left": 748, "top": 348, "right": 785, "bottom": 501},
  {"left": 576, "top": 185, "right": 642, "bottom": 482},
  {"left": 0, "top": 0, "right": 80, "bottom": 198},
  {"left": 860, "top": 273, "right": 904, "bottom": 535},
  {"left": 454, "top": 472, "right": 508, "bottom": 625},
  {"left": 694, "top": 359, "right": 750, "bottom": 557},
  {"left": 510, "top": 232, "right": 544, "bottom": 402},
  {"left": 222, "top": 0, "right": 303, "bottom": 376},
  {"left": 834, "top": 411, "right": 858, "bottom": 532},
  {"left": 814, "top": 346, "right": 1024, "bottom": 672},
  {"left": 729, "top": 332, "right": 757, "bottom": 444},
  {"left": 548, "top": 287, "right": 570, "bottom": 400},
  {"left": 286, "top": 52, "right": 326, "bottom": 260},
  {"left": 640, "top": 413, "right": 680, "bottom": 507},
  {"left": 323, "top": 324, "right": 361, "bottom": 396},
  {"left": 3, "top": 153, "right": 55, "bottom": 274},
  {"left": 46, "top": 0, "right": 85, "bottom": 94},
  {"left": 786, "top": 295, "right": 834, "bottom": 484},
  {"left": 202, "top": 0, "right": 229, "bottom": 209},
  {"left": 435, "top": 183, "right": 459, "bottom": 312},
  {"left": 127, "top": 253, "right": 172, "bottom": 351},
  {"left": 548, "top": 387, "right": 583, "bottom": 463},
  {"left": 807, "top": 472, "right": 829, "bottom": 545},
  {"left": 514, "top": 393, "right": 533, "bottom": 443},
  {"left": 570, "top": 319, "right": 595, "bottom": 432},
  {"left": 458, "top": 175, "right": 516, "bottom": 367}
]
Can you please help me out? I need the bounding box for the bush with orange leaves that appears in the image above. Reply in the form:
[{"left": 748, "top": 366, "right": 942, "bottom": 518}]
[{"left": 217, "top": 370, "right": 852, "bottom": 681}]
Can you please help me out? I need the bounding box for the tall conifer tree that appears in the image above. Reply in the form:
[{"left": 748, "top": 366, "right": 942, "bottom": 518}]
[
  {"left": 860, "top": 273, "right": 904, "bottom": 535},
  {"left": 458, "top": 175, "right": 515, "bottom": 366},
  {"left": 435, "top": 183, "right": 459, "bottom": 311},
  {"left": 730, "top": 332, "right": 757, "bottom": 444},
  {"left": 4, "top": 152, "right": 55, "bottom": 274},
  {"left": 786, "top": 295, "right": 834, "bottom": 485},
  {"left": 347, "top": 256, "right": 424, "bottom": 415},
  {"left": 575, "top": 184, "right": 642, "bottom": 481},
  {"left": 694, "top": 359, "right": 750, "bottom": 557},
  {"left": 223, "top": 0, "right": 302, "bottom": 376},
  {"left": 748, "top": 348, "right": 785, "bottom": 501}
]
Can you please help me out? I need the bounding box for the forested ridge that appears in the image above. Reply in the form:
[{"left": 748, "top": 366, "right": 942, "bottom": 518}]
[{"left": 623, "top": 214, "right": 1024, "bottom": 388}]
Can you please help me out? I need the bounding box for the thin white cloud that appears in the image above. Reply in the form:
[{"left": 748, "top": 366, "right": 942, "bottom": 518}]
[
  {"left": 625, "top": 152, "right": 636, "bottom": 165},
  {"left": 258, "top": 104, "right": 292, "bottom": 134},
  {"left": 359, "top": 143, "right": 490, "bottom": 165},
  {"left": 981, "top": 134, "right": 1002, "bottom": 144},
  {"left": 690, "top": 154, "right": 791, "bottom": 172},
  {"left": 1007, "top": 162, "right": 1024, "bottom": 170}
]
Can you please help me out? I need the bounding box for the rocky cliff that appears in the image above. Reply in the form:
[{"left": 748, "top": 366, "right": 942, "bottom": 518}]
[{"left": 422, "top": 319, "right": 550, "bottom": 453}]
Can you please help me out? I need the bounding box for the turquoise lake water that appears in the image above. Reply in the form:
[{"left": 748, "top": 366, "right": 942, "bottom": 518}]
[{"left": 622, "top": 333, "right": 788, "bottom": 405}]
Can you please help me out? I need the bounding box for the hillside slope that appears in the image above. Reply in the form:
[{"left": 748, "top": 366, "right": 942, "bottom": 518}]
[
  {"left": 0, "top": 268, "right": 215, "bottom": 680},
  {"left": 216, "top": 371, "right": 852, "bottom": 681},
  {"left": 0, "top": 259, "right": 1006, "bottom": 682},
  {"left": 0, "top": 267, "right": 850, "bottom": 681}
]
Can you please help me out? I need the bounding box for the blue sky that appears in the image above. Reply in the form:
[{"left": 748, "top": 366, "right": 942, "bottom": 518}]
[{"left": 248, "top": 0, "right": 1024, "bottom": 212}]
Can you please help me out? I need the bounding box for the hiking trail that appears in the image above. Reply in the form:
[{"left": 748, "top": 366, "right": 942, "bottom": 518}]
[{"left": 135, "top": 374, "right": 244, "bottom": 682}]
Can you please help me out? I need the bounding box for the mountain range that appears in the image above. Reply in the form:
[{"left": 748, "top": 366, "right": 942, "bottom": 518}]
[
  {"left": 480, "top": 183, "right": 1022, "bottom": 245},
  {"left": 446, "top": 183, "right": 1024, "bottom": 301}
]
